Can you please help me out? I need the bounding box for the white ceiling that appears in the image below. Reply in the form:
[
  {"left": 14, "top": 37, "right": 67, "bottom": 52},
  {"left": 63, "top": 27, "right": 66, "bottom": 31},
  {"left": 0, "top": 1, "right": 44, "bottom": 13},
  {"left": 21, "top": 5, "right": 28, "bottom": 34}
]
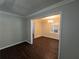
[{"left": 0, "top": 0, "right": 63, "bottom": 16}]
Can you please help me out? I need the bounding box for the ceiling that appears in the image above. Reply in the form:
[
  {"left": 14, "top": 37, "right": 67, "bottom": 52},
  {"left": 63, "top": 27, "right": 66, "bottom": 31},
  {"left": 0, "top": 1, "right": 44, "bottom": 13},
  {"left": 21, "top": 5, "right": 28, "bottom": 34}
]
[{"left": 0, "top": 0, "right": 63, "bottom": 16}]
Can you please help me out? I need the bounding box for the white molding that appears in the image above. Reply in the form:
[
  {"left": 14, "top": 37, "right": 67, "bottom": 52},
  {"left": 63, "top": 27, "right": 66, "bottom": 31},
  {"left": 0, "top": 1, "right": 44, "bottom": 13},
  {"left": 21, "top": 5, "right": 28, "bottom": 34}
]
[
  {"left": 58, "top": 13, "right": 62, "bottom": 59},
  {"left": 31, "top": 20, "right": 33, "bottom": 44},
  {"left": 27, "top": 0, "right": 75, "bottom": 18},
  {"left": 34, "top": 35, "right": 42, "bottom": 39},
  {"left": 25, "top": 40, "right": 33, "bottom": 44},
  {"left": 0, "top": 11, "right": 25, "bottom": 17},
  {"left": 43, "top": 35, "right": 59, "bottom": 40},
  {"left": 0, "top": 41, "right": 25, "bottom": 50},
  {"left": 30, "top": 12, "right": 62, "bottom": 59}
]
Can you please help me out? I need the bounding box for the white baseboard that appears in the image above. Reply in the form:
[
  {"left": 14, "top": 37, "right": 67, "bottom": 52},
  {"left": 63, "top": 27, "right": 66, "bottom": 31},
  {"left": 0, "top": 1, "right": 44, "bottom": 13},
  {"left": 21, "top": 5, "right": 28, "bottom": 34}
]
[
  {"left": 34, "top": 35, "right": 42, "bottom": 39},
  {"left": 34, "top": 35, "right": 59, "bottom": 40},
  {"left": 25, "top": 40, "right": 33, "bottom": 44},
  {"left": 42, "top": 35, "right": 59, "bottom": 40},
  {"left": 0, "top": 35, "right": 58, "bottom": 50},
  {"left": 0, "top": 41, "right": 25, "bottom": 50}
]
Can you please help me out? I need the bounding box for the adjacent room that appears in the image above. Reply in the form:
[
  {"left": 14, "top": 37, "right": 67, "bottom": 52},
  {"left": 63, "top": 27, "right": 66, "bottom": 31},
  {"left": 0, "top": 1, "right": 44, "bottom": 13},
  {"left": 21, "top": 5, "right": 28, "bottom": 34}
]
[
  {"left": 31, "top": 14, "right": 61, "bottom": 59},
  {"left": 32, "top": 14, "right": 60, "bottom": 39}
]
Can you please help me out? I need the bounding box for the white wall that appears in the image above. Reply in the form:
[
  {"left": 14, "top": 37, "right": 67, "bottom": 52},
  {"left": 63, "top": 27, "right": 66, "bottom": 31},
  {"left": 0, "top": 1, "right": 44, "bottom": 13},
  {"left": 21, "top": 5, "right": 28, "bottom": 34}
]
[
  {"left": 0, "top": 12, "right": 27, "bottom": 50},
  {"left": 33, "top": 20, "right": 42, "bottom": 38},
  {"left": 41, "top": 17, "right": 60, "bottom": 39},
  {"left": 26, "top": 0, "right": 79, "bottom": 59},
  {"left": 33, "top": 18, "right": 60, "bottom": 39}
]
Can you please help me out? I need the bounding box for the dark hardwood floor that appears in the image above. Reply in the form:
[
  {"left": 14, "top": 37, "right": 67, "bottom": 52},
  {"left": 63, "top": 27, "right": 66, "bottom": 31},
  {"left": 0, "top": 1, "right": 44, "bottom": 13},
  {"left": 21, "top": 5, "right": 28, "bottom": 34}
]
[{"left": 0, "top": 36, "right": 59, "bottom": 59}]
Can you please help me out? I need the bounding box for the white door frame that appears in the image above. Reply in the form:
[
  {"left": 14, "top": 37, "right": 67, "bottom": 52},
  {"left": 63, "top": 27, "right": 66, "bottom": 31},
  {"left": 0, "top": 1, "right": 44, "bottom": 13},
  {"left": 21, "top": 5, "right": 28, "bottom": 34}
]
[
  {"left": 30, "top": 20, "right": 33, "bottom": 44},
  {"left": 30, "top": 0, "right": 75, "bottom": 59},
  {"left": 58, "top": 13, "right": 62, "bottom": 59},
  {"left": 30, "top": 12, "right": 62, "bottom": 59}
]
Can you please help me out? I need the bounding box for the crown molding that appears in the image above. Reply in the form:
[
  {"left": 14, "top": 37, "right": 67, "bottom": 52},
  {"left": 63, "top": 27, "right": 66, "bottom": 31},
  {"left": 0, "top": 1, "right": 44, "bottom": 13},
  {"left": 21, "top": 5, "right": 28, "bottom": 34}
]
[
  {"left": 0, "top": 11, "right": 25, "bottom": 18},
  {"left": 27, "top": 0, "right": 75, "bottom": 18}
]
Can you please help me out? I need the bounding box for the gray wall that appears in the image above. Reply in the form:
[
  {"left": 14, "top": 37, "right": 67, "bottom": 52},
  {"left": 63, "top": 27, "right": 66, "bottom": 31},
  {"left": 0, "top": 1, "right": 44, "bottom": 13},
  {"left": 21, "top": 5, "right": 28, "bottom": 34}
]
[
  {"left": 0, "top": 12, "right": 27, "bottom": 49},
  {"left": 27, "top": 0, "right": 79, "bottom": 59},
  {"left": 25, "top": 19, "right": 31, "bottom": 43}
]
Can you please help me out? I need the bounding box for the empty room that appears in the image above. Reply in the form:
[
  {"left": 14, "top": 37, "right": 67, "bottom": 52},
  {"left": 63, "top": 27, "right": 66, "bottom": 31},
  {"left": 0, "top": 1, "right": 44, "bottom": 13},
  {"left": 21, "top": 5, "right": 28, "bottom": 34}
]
[
  {"left": 31, "top": 14, "right": 61, "bottom": 59},
  {"left": 0, "top": 0, "right": 79, "bottom": 59}
]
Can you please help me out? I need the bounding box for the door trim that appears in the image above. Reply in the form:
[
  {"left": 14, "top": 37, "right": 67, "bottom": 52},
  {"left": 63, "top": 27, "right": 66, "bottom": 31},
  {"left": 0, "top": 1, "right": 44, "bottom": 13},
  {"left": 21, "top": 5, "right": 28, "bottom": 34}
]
[{"left": 30, "top": 12, "right": 62, "bottom": 59}]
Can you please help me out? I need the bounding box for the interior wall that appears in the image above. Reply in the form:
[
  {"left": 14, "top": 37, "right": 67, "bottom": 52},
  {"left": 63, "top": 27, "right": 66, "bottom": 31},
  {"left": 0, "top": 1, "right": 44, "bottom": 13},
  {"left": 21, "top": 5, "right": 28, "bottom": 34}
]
[
  {"left": 0, "top": 12, "right": 26, "bottom": 49},
  {"left": 26, "top": 0, "right": 79, "bottom": 59},
  {"left": 33, "top": 15, "right": 60, "bottom": 39},
  {"left": 33, "top": 20, "right": 42, "bottom": 38},
  {"left": 42, "top": 15, "right": 60, "bottom": 39}
]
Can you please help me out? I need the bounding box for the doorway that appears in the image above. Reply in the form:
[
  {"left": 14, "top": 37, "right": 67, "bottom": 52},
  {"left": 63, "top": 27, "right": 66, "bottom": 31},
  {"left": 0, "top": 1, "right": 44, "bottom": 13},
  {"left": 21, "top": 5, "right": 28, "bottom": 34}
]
[
  {"left": 31, "top": 14, "right": 61, "bottom": 39},
  {"left": 31, "top": 14, "right": 61, "bottom": 59}
]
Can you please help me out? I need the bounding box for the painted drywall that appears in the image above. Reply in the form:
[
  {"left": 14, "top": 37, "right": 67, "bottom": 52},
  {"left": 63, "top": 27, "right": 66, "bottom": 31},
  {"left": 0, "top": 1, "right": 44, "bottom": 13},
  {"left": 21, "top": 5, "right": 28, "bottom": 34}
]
[
  {"left": 41, "top": 20, "right": 58, "bottom": 39},
  {"left": 0, "top": 0, "right": 63, "bottom": 16},
  {"left": 0, "top": 12, "right": 26, "bottom": 49},
  {"left": 33, "top": 15, "right": 60, "bottom": 39},
  {"left": 26, "top": 0, "right": 79, "bottom": 59},
  {"left": 33, "top": 20, "right": 42, "bottom": 38},
  {"left": 41, "top": 15, "right": 60, "bottom": 39}
]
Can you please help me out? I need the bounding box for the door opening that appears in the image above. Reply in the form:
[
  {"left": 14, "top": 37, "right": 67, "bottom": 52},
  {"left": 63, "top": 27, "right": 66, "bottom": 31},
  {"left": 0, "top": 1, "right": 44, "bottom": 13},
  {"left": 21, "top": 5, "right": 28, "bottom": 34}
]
[{"left": 31, "top": 14, "right": 62, "bottom": 59}]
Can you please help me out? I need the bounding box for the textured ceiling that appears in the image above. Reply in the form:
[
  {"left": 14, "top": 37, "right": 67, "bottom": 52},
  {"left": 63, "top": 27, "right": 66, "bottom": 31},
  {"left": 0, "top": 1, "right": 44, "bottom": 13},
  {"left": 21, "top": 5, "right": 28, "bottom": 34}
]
[{"left": 0, "top": 0, "right": 63, "bottom": 16}]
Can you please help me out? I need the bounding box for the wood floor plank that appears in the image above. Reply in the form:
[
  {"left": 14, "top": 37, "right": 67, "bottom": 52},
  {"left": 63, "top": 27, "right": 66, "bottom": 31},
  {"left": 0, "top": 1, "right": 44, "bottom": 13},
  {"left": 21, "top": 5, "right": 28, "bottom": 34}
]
[{"left": 0, "top": 36, "right": 59, "bottom": 59}]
